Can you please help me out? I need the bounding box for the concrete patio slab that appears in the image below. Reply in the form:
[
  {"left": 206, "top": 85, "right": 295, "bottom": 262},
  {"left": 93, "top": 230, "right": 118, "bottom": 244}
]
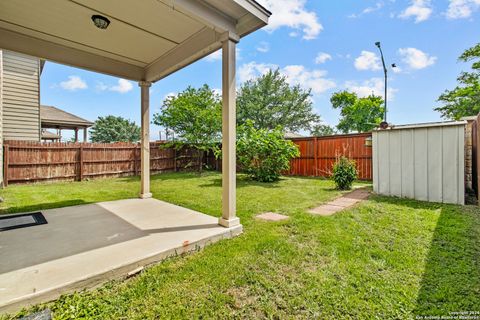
[{"left": 0, "top": 198, "right": 241, "bottom": 314}]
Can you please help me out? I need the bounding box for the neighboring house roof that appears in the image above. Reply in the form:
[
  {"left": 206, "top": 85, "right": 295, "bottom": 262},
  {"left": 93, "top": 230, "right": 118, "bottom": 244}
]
[
  {"left": 41, "top": 130, "right": 60, "bottom": 140},
  {"left": 40, "top": 105, "right": 93, "bottom": 129},
  {"left": 284, "top": 132, "right": 304, "bottom": 139}
]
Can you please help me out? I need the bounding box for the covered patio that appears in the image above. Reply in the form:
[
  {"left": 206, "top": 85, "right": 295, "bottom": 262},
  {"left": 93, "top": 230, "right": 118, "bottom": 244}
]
[
  {"left": 0, "top": 0, "right": 270, "bottom": 226},
  {"left": 0, "top": 198, "right": 242, "bottom": 312},
  {"left": 0, "top": 0, "right": 270, "bottom": 312}
]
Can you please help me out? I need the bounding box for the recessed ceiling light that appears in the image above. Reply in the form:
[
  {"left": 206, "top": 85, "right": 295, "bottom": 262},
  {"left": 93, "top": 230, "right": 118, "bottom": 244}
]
[{"left": 91, "top": 15, "right": 110, "bottom": 30}]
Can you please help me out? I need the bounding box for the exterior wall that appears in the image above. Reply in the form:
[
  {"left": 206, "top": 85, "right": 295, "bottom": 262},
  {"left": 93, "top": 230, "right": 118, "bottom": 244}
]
[
  {"left": 464, "top": 118, "right": 475, "bottom": 192},
  {"left": 0, "top": 50, "right": 3, "bottom": 186},
  {"left": 1, "top": 50, "right": 41, "bottom": 141},
  {"left": 373, "top": 123, "right": 465, "bottom": 205}
]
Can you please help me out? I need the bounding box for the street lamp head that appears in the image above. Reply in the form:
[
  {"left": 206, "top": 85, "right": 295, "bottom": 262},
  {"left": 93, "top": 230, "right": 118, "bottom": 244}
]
[{"left": 375, "top": 41, "right": 381, "bottom": 48}]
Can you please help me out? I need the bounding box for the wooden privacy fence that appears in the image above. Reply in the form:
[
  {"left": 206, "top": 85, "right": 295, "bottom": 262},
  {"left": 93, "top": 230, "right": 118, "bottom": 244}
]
[
  {"left": 3, "top": 133, "right": 373, "bottom": 185},
  {"left": 2, "top": 140, "right": 205, "bottom": 186},
  {"left": 286, "top": 133, "right": 373, "bottom": 180}
]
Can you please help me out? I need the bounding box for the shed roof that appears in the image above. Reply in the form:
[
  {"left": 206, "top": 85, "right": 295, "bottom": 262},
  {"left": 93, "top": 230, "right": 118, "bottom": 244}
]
[
  {"left": 374, "top": 120, "right": 467, "bottom": 131},
  {"left": 41, "top": 105, "right": 93, "bottom": 129}
]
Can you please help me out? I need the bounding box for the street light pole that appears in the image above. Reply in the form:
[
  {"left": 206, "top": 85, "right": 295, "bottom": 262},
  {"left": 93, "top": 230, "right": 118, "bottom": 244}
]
[{"left": 375, "top": 41, "right": 388, "bottom": 123}]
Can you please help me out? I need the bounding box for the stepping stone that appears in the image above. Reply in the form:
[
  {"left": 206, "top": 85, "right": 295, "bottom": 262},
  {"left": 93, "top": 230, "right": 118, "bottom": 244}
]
[
  {"left": 309, "top": 188, "right": 370, "bottom": 216},
  {"left": 309, "top": 204, "right": 345, "bottom": 216},
  {"left": 343, "top": 189, "right": 370, "bottom": 200},
  {"left": 256, "top": 212, "right": 289, "bottom": 221},
  {"left": 329, "top": 197, "right": 360, "bottom": 207}
]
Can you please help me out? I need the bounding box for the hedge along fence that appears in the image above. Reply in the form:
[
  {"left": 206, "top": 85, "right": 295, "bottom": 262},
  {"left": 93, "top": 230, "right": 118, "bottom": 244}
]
[
  {"left": 2, "top": 140, "right": 208, "bottom": 186},
  {"left": 286, "top": 133, "right": 373, "bottom": 180}
]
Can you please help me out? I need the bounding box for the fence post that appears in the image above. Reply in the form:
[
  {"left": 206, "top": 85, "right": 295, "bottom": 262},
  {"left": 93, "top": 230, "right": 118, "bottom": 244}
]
[
  {"left": 314, "top": 137, "right": 318, "bottom": 177},
  {"left": 134, "top": 144, "right": 139, "bottom": 176},
  {"left": 3, "top": 145, "right": 9, "bottom": 187},
  {"left": 79, "top": 144, "right": 84, "bottom": 181},
  {"left": 174, "top": 148, "right": 177, "bottom": 172}
]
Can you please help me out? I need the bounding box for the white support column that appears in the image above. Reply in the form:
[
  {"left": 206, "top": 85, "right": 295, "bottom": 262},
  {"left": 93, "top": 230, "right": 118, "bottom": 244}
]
[
  {"left": 139, "top": 81, "right": 152, "bottom": 199},
  {"left": 219, "top": 35, "right": 240, "bottom": 228}
]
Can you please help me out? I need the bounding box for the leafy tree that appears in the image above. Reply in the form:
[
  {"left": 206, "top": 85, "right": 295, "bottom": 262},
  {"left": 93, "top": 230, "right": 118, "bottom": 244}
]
[
  {"left": 90, "top": 115, "right": 140, "bottom": 143},
  {"left": 331, "top": 91, "right": 384, "bottom": 133},
  {"left": 153, "top": 85, "right": 222, "bottom": 172},
  {"left": 435, "top": 43, "right": 480, "bottom": 120},
  {"left": 311, "top": 123, "right": 335, "bottom": 136},
  {"left": 237, "top": 69, "right": 320, "bottom": 132},
  {"left": 236, "top": 120, "right": 300, "bottom": 182}
]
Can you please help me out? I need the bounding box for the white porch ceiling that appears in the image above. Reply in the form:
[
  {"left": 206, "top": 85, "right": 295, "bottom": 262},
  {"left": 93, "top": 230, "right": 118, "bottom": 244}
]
[{"left": 0, "top": 0, "right": 270, "bottom": 82}]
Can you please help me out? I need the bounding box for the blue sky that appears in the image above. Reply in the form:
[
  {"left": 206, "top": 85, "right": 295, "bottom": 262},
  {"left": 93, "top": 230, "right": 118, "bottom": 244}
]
[{"left": 40, "top": 0, "right": 480, "bottom": 140}]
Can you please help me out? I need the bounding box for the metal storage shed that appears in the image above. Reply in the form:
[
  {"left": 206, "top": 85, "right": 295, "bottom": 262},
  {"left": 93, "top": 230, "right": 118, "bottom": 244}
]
[{"left": 373, "top": 121, "right": 466, "bottom": 205}]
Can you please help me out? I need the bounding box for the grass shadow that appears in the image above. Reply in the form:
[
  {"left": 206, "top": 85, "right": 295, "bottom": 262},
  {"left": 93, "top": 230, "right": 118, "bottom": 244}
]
[
  {"left": 0, "top": 199, "right": 89, "bottom": 215},
  {"left": 413, "top": 205, "right": 480, "bottom": 316},
  {"left": 368, "top": 194, "right": 451, "bottom": 210},
  {"left": 150, "top": 171, "right": 219, "bottom": 182},
  {"left": 198, "top": 177, "right": 282, "bottom": 189},
  {"left": 367, "top": 195, "right": 480, "bottom": 315}
]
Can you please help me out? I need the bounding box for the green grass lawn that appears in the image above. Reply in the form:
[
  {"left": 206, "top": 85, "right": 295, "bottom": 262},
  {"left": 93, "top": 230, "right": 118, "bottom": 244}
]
[{"left": 1, "top": 172, "right": 479, "bottom": 319}]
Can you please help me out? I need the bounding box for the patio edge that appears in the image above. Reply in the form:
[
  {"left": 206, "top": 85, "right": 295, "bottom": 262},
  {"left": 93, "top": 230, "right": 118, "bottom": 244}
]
[{"left": 0, "top": 224, "right": 242, "bottom": 315}]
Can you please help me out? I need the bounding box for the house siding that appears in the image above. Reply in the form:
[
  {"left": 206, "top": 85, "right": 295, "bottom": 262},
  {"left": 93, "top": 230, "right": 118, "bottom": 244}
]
[
  {"left": 0, "top": 49, "right": 3, "bottom": 185},
  {"left": 1, "top": 50, "right": 41, "bottom": 141}
]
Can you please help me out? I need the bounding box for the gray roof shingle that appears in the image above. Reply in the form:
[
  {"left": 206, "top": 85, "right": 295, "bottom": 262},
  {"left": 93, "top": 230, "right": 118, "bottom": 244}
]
[{"left": 40, "top": 105, "right": 93, "bottom": 128}]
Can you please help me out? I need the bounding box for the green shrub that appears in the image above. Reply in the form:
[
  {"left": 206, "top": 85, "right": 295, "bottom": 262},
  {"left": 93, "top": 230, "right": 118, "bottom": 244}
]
[
  {"left": 237, "top": 121, "right": 300, "bottom": 182},
  {"left": 332, "top": 156, "right": 357, "bottom": 190}
]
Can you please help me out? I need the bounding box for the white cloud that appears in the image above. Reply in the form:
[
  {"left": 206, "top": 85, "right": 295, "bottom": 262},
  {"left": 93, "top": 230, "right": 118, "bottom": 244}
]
[
  {"left": 256, "top": 0, "right": 323, "bottom": 40},
  {"left": 96, "top": 79, "right": 134, "bottom": 94},
  {"left": 163, "top": 92, "right": 177, "bottom": 101},
  {"left": 60, "top": 76, "right": 87, "bottom": 91},
  {"left": 256, "top": 42, "right": 270, "bottom": 53},
  {"left": 354, "top": 51, "right": 381, "bottom": 71},
  {"left": 315, "top": 52, "right": 332, "bottom": 64},
  {"left": 392, "top": 65, "right": 403, "bottom": 73},
  {"left": 212, "top": 88, "right": 222, "bottom": 96},
  {"left": 349, "top": 2, "right": 384, "bottom": 18},
  {"left": 398, "top": 47, "right": 437, "bottom": 70},
  {"left": 282, "top": 65, "right": 336, "bottom": 94},
  {"left": 238, "top": 62, "right": 278, "bottom": 83},
  {"left": 337, "top": 53, "right": 352, "bottom": 59},
  {"left": 110, "top": 79, "right": 133, "bottom": 93},
  {"left": 205, "top": 48, "right": 241, "bottom": 62},
  {"left": 238, "top": 61, "right": 336, "bottom": 94},
  {"left": 399, "top": 0, "right": 432, "bottom": 23},
  {"left": 345, "top": 78, "right": 398, "bottom": 101},
  {"left": 445, "top": 0, "right": 480, "bottom": 19},
  {"left": 205, "top": 50, "right": 222, "bottom": 62},
  {"left": 95, "top": 81, "right": 108, "bottom": 91}
]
